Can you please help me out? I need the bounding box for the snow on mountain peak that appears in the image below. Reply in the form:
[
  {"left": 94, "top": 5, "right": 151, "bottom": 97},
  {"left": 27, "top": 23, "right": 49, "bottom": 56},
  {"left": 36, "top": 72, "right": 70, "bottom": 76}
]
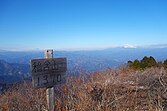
[{"left": 123, "top": 44, "right": 137, "bottom": 48}]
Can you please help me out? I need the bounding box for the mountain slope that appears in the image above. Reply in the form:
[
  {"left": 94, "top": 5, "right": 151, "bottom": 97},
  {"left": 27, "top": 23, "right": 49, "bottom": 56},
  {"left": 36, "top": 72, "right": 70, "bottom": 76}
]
[{"left": 0, "top": 60, "right": 29, "bottom": 84}]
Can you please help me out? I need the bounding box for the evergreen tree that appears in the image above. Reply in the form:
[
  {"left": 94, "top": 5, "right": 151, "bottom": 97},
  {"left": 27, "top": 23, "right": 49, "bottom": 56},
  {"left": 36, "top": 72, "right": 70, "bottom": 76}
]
[
  {"left": 132, "top": 59, "right": 141, "bottom": 69},
  {"left": 148, "top": 56, "right": 157, "bottom": 67},
  {"left": 128, "top": 56, "right": 157, "bottom": 70},
  {"left": 164, "top": 59, "right": 167, "bottom": 68},
  {"left": 141, "top": 56, "right": 149, "bottom": 69}
]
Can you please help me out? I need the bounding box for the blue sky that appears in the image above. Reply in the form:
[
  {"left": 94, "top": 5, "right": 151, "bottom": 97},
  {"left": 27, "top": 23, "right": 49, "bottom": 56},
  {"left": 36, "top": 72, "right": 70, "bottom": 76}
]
[{"left": 0, "top": 0, "right": 167, "bottom": 50}]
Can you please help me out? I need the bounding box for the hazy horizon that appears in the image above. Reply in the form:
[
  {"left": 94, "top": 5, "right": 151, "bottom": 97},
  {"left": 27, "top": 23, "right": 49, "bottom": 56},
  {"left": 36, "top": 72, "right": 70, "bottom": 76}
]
[{"left": 0, "top": 43, "right": 167, "bottom": 52}]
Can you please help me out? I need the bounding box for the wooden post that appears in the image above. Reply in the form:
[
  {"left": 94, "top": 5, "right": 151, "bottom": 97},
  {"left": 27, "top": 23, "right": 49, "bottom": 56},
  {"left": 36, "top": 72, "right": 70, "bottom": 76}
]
[{"left": 45, "top": 50, "right": 55, "bottom": 111}]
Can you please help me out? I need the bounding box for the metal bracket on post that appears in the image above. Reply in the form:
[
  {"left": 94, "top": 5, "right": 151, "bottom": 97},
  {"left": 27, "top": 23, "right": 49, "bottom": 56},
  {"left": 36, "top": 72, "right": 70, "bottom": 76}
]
[{"left": 45, "top": 49, "right": 55, "bottom": 111}]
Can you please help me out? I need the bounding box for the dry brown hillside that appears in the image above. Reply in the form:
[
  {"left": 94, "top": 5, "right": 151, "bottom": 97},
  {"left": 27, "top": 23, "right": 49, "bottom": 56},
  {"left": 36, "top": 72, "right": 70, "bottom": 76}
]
[{"left": 0, "top": 67, "right": 167, "bottom": 111}]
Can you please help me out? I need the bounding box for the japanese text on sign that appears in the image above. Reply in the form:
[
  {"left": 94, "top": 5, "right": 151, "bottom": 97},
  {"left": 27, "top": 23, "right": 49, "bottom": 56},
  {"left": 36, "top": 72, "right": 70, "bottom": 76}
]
[
  {"left": 31, "top": 58, "right": 67, "bottom": 75},
  {"left": 30, "top": 58, "right": 67, "bottom": 88}
]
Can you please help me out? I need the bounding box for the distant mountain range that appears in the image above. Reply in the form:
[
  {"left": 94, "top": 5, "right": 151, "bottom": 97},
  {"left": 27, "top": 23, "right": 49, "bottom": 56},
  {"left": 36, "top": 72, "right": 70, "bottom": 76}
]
[
  {"left": 0, "top": 47, "right": 167, "bottom": 85},
  {"left": 0, "top": 60, "right": 29, "bottom": 84}
]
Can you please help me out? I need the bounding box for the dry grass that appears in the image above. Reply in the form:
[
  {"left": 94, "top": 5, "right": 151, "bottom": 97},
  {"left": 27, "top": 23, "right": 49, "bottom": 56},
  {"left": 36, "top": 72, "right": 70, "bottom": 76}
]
[{"left": 1, "top": 67, "right": 167, "bottom": 111}]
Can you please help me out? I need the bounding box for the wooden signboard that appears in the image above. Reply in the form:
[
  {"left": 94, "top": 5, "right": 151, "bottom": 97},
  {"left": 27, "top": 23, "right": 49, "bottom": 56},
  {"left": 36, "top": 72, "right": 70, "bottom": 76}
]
[{"left": 31, "top": 58, "right": 67, "bottom": 88}]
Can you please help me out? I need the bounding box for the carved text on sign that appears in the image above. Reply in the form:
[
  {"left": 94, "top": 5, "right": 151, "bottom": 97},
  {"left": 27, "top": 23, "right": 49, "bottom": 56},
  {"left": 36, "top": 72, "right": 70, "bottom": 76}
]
[
  {"left": 30, "top": 58, "right": 67, "bottom": 88},
  {"left": 31, "top": 58, "right": 67, "bottom": 75}
]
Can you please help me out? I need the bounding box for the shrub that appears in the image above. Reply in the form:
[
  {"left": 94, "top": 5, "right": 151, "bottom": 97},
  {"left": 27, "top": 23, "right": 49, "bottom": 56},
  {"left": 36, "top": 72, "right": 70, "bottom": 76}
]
[{"left": 1, "top": 67, "right": 167, "bottom": 110}]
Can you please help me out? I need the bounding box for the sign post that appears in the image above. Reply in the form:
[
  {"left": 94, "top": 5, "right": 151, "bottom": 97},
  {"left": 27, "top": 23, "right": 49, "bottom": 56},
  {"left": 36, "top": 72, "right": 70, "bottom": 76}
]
[
  {"left": 45, "top": 50, "right": 55, "bottom": 111},
  {"left": 30, "top": 49, "right": 67, "bottom": 111}
]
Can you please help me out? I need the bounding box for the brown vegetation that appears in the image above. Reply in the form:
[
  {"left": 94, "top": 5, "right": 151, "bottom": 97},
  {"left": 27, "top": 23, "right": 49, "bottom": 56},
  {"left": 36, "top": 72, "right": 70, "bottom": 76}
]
[{"left": 1, "top": 67, "right": 167, "bottom": 111}]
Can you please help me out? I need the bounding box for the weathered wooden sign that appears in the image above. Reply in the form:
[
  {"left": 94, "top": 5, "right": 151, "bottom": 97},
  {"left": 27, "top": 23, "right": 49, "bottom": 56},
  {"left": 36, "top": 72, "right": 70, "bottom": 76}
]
[{"left": 31, "top": 58, "right": 67, "bottom": 88}]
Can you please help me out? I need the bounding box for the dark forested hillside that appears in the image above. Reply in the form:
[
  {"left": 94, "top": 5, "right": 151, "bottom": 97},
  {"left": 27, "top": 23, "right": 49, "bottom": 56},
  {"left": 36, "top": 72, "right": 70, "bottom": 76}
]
[{"left": 0, "top": 60, "right": 29, "bottom": 84}]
